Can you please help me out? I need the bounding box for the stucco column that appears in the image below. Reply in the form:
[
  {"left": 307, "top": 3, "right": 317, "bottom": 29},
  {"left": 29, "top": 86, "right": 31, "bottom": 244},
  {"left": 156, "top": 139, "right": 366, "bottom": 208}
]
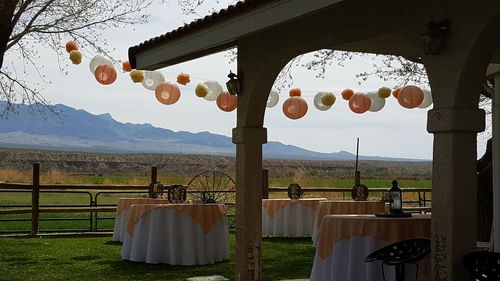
[
  {"left": 233, "top": 127, "right": 266, "bottom": 281},
  {"left": 494, "top": 73, "right": 500, "bottom": 250},
  {"left": 427, "top": 107, "right": 485, "bottom": 281},
  {"left": 486, "top": 64, "right": 500, "bottom": 250},
  {"left": 232, "top": 33, "right": 296, "bottom": 280}
]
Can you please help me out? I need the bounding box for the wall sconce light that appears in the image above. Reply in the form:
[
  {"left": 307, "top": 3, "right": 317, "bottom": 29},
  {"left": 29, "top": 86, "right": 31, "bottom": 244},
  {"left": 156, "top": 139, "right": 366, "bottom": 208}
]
[
  {"left": 421, "top": 18, "right": 450, "bottom": 55},
  {"left": 226, "top": 71, "right": 241, "bottom": 95}
]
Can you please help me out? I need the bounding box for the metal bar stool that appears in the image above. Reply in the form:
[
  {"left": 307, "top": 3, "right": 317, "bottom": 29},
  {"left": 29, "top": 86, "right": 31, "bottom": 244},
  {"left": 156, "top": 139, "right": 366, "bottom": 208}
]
[{"left": 365, "top": 238, "right": 431, "bottom": 281}]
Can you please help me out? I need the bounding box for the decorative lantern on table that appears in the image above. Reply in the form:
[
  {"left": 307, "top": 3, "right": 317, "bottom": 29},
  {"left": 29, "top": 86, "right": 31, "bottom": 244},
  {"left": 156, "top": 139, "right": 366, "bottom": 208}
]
[
  {"left": 287, "top": 183, "right": 303, "bottom": 199},
  {"left": 148, "top": 182, "right": 164, "bottom": 199},
  {"left": 388, "top": 180, "right": 403, "bottom": 214},
  {"left": 167, "top": 185, "right": 187, "bottom": 204}
]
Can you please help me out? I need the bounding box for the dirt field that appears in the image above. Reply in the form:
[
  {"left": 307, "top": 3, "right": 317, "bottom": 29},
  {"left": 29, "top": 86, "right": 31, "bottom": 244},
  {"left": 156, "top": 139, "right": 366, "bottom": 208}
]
[{"left": 0, "top": 147, "right": 431, "bottom": 180}]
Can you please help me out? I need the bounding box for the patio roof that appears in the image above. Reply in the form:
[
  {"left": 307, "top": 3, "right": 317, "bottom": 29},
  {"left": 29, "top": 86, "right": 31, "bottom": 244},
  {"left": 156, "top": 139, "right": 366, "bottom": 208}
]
[{"left": 128, "top": 0, "right": 344, "bottom": 70}]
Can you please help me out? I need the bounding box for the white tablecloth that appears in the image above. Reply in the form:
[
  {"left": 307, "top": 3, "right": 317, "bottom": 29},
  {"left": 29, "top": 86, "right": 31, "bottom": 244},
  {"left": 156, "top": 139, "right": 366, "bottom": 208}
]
[
  {"left": 121, "top": 204, "right": 229, "bottom": 265},
  {"left": 311, "top": 201, "right": 385, "bottom": 246},
  {"left": 310, "top": 214, "right": 431, "bottom": 281},
  {"left": 112, "top": 198, "right": 169, "bottom": 242},
  {"left": 262, "top": 198, "right": 326, "bottom": 237}
]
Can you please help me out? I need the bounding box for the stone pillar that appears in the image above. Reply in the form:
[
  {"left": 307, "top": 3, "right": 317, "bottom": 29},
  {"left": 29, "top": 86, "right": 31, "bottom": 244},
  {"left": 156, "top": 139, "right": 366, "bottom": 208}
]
[
  {"left": 494, "top": 73, "right": 500, "bottom": 251},
  {"left": 486, "top": 64, "right": 500, "bottom": 250},
  {"left": 427, "top": 107, "right": 485, "bottom": 281},
  {"left": 233, "top": 127, "right": 267, "bottom": 281},
  {"left": 232, "top": 34, "right": 303, "bottom": 281}
]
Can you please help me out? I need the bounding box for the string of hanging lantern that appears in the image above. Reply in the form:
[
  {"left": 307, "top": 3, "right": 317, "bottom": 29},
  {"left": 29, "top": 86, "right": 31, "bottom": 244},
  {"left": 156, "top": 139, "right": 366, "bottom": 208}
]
[{"left": 65, "top": 41, "right": 433, "bottom": 119}]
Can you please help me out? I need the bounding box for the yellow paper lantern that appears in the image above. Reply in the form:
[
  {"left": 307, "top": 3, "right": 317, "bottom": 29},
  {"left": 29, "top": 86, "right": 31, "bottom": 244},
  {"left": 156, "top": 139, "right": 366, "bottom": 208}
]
[
  {"left": 321, "top": 93, "right": 336, "bottom": 106},
  {"left": 377, "top": 87, "right": 391, "bottom": 98},
  {"left": 130, "top": 69, "right": 145, "bottom": 83},
  {"left": 69, "top": 50, "right": 82, "bottom": 65},
  {"left": 314, "top": 92, "right": 332, "bottom": 111},
  {"left": 195, "top": 84, "right": 209, "bottom": 97}
]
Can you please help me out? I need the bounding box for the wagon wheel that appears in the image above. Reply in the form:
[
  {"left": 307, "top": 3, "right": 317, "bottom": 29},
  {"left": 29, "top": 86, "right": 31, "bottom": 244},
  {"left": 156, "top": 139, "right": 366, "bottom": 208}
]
[{"left": 187, "top": 171, "right": 236, "bottom": 204}]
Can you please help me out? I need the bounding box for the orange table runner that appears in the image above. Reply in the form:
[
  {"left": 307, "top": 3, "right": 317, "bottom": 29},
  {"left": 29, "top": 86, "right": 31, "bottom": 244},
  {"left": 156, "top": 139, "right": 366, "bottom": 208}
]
[
  {"left": 262, "top": 198, "right": 327, "bottom": 218},
  {"left": 315, "top": 201, "right": 385, "bottom": 230},
  {"left": 116, "top": 198, "right": 170, "bottom": 215},
  {"left": 317, "top": 214, "right": 431, "bottom": 259},
  {"left": 127, "top": 204, "right": 227, "bottom": 235}
]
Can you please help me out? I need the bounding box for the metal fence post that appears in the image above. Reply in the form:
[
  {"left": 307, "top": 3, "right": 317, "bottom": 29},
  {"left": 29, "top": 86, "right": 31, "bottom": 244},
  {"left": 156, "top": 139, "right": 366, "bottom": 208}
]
[
  {"left": 31, "top": 163, "right": 40, "bottom": 236},
  {"left": 262, "top": 169, "right": 269, "bottom": 199}
]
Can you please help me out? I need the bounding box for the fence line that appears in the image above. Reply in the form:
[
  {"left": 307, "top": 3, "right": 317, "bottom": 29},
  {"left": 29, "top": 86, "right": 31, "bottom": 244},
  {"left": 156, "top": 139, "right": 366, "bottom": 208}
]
[{"left": 0, "top": 164, "right": 431, "bottom": 236}]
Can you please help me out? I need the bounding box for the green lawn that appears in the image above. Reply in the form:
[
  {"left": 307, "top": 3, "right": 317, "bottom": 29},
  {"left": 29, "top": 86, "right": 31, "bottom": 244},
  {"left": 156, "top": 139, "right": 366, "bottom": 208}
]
[{"left": 0, "top": 235, "right": 315, "bottom": 281}]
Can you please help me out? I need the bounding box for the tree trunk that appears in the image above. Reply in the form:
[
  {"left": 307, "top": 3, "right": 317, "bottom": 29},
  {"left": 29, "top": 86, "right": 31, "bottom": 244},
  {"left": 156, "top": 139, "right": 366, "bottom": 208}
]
[
  {"left": 477, "top": 138, "right": 493, "bottom": 241},
  {"left": 0, "top": 0, "right": 18, "bottom": 70}
]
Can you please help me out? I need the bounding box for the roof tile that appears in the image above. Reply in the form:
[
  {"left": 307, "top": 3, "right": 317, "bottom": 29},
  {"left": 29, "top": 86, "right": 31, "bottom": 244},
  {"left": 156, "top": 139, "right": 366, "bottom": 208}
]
[{"left": 128, "top": 0, "right": 275, "bottom": 68}]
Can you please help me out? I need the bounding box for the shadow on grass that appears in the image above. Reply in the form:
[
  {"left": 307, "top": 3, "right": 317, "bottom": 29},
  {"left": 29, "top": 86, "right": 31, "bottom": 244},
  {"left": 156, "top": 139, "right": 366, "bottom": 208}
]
[
  {"left": 71, "top": 255, "right": 100, "bottom": 261},
  {"left": 104, "top": 240, "right": 122, "bottom": 246},
  {"left": 262, "top": 236, "right": 312, "bottom": 243},
  {"left": 6, "top": 257, "right": 32, "bottom": 265},
  {"left": 97, "top": 259, "right": 234, "bottom": 280}
]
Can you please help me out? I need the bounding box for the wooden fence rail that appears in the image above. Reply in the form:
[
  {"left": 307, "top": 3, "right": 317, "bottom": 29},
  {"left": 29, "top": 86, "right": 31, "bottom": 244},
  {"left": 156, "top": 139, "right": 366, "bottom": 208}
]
[{"left": 0, "top": 164, "right": 431, "bottom": 236}]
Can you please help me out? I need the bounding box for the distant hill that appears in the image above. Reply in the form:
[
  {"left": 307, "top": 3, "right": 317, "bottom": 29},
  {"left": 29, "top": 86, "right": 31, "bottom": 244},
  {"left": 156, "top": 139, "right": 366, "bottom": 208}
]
[{"left": 0, "top": 102, "right": 427, "bottom": 161}]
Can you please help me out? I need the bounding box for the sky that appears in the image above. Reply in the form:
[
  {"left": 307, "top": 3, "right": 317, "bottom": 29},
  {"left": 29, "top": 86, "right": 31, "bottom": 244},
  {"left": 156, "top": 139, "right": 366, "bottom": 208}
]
[{"left": 6, "top": 0, "right": 491, "bottom": 160}]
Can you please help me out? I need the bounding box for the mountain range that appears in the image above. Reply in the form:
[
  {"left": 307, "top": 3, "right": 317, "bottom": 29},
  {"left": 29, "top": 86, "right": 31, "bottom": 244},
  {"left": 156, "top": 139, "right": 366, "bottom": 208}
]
[{"left": 0, "top": 102, "right": 426, "bottom": 161}]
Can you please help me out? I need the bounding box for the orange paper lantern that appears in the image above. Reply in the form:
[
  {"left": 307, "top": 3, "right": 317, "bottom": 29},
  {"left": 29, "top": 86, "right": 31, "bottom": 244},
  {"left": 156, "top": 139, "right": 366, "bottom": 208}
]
[
  {"left": 216, "top": 91, "right": 237, "bottom": 112},
  {"left": 392, "top": 88, "right": 401, "bottom": 98},
  {"left": 65, "top": 41, "right": 78, "bottom": 53},
  {"left": 289, "top": 88, "right": 302, "bottom": 97},
  {"left": 155, "top": 82, "right": 181, "bottom": 105},
  {"left": 283, "top": 96, "right": 308, "bottom": 119},
  {"left": 94, "top": 64, "right": 117, "bottom": 85},
  {"left": 397, "top": 85, "right": 424, "bottom": 109},
  {"left": 122, "top": 61, "right": 132, "bottom": 72},
  {"left": 349, "top": 94, "right": 371, "bottom": 114},
  {"left": 177, "top": 73, "right": 190, "bottom": 85},
  {"left": 341, "top": 89, "right": 354, "bottom": 100}
]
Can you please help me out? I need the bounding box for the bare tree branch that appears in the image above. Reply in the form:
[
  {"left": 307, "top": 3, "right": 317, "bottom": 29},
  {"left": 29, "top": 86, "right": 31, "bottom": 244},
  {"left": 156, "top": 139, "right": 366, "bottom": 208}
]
[{"left": 0, "top": 0, "right": 155, "bottom": 117}]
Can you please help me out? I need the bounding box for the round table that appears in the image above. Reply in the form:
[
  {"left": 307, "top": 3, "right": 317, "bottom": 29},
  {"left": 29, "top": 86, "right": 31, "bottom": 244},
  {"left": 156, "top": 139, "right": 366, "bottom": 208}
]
[
  {"left": 312, "top": 200, "right": 385, "bottom": 246},
  {"left": 112, "top": 198, "right": 170, "bottom": 242},
  {"left": 262, "top": 198, "right": 326, "bottom": 237},
  {"left": 121, "top": 203, "right": 229, "bottom": 265},
  {"left": 310, "top": 214, "right": 431, "bottom": 281}
]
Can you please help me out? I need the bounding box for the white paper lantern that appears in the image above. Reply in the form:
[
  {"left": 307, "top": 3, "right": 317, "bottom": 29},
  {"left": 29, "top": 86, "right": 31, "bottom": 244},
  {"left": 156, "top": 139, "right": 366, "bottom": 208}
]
[
  {"left": 267, "top": 90, "right": 279, "bottom": 108},
  {"left": 203, "top": 81, "right": 223, "bottom": 101},
  {"left": 367, "top": 92, "right": 385, "bottom": 112},
  {"left": 313, "top": 92, "right": 332, "bottom": 111},
  {"left": 418, "top": 89, "right": 433, "bottom": 108},
  {"left": 142, "top": 71, "right": 165, "bottom": 91},
  {"left": 89, "top": 56, "right": 113, "bottom": 74}
]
